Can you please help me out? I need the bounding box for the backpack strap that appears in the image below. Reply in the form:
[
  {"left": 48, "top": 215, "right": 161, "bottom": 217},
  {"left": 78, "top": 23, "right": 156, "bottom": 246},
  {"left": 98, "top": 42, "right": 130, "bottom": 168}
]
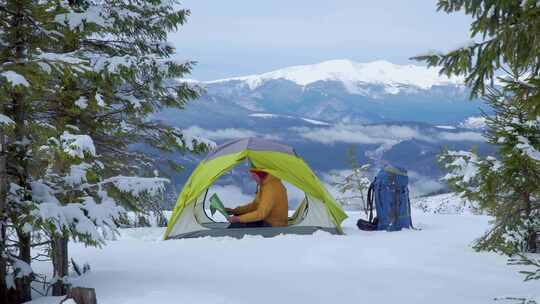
[
  {"left": 406, "top": 189, "right": 421, "bottom": 230},
  {"left": 391, "top": 174, "right": 400, "bottom": 228},
  {"left": 367, "top": 182, "right": 375, "bottom": 223}
]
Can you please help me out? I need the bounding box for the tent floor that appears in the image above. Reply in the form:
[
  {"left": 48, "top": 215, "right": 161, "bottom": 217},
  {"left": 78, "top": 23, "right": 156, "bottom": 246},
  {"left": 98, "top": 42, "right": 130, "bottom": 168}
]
[{"left": 166, "top": 222, "right": 340, "bottom": 239}]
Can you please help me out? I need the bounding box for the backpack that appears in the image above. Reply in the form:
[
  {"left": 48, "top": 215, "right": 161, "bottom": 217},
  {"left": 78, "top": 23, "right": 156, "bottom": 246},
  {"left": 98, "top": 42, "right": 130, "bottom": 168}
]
[{"left": 357, "top": 165, "right": 413, "bottom": 231}]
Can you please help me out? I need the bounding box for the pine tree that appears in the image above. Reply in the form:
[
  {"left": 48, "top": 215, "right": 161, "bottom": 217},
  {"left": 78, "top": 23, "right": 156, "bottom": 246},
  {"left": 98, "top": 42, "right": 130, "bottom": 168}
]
[
  {"left": 331, "top": 148, "right": 371, "bottom": 213},
  {"left": 0, "top": 0, "right": 70, "bottom": 301},
  {"left": 413, "top": 0, "right": 540, "bottom": 291},
  {"left": 1, "top": 0, "right": 212, "bottom": 300}
]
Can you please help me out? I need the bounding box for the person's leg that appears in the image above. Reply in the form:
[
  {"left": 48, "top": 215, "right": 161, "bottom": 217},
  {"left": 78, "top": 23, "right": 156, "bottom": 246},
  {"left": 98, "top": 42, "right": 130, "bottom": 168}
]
[
  {"left": 227, "top": 222, "right": 247, "bottom": 229},
  {"left": 228, "top": 221, "right": 273, "bottom": 228}
]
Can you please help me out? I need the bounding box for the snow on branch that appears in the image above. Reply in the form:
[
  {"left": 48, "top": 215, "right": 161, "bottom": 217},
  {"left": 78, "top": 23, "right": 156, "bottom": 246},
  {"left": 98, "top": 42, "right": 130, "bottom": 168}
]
[
  {"left": 31, "top": 181, "right": 124, "bottom": 242},
  {"left": 177, "top": 127, "right": 217, "bottom": 151},
  {"left": 0, "top": 114, "right": 14, "bottom": 126},
  {"left": 55, "top": 5, "right": 109, "bottom": 30},
  {"left": 11, "top": 256, "right": 33, "bottom": 279},
  {"left": 516, "top": 136, "right": 540, "bottom": 161},
  {"left": 65, "top": 163, "right": 91, "bottom": 187},
  {"left": 1, "top": 71, "right": 30, "bottom": 87},
  {"left": 60, "top": 132, "right": 96, "bottom": 158},
  {"left": 441, "top": 151, "right": 481, "bottom": 184},
  {"left": 37, "top": 51, "right": 86, "bottom": 66},
  {"left": 101, "top": 176, "right": 169, "bottom": 196}
]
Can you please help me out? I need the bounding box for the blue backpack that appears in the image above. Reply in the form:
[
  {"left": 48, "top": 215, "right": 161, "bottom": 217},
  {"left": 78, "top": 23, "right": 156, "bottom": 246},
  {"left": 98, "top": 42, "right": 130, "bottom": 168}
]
[{"left": 357, "top": 165, "right": 413, "bottom": 231}]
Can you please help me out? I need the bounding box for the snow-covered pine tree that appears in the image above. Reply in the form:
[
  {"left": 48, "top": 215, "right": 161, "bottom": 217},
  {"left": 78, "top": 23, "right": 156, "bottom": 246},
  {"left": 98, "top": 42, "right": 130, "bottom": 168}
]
[
  {"left": 413, "top": 0, "right": 540, "bottom": 285},
  {"left": 1, "top": 0, "right": 213, "bottom": 301},
  {"left": 0, "top": 0, "right": 79, "bottom": 301},
  {"left": 438, "top": 73, "right": 540, "bottom": 254}
]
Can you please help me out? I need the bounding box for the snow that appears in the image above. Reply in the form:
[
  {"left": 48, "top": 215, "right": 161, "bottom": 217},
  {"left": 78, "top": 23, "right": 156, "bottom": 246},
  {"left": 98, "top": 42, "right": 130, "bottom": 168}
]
[
  {"left": 442, "top": 151, "right": 480, "bottom": 183},
  {"left": 38, "top": 52, "right": 86, "bottom": 66},
  {"left": 30, "top": 181, "right": 124, "bottom": 242},
  {"left": 74, "top": 97, "right": 88, "bottom": 109},
  {"left": 180, "top": 127, "right": 219, "bottom": 148},
  {"left": 93, "top": 55, "right": 138, "bottom": 72},
  {"left": 516, "top": 136, "right": 540, "bottom": 161},
  {"left": 249, "top": 113, "right": 279, "bottom": 119},
  {"left": 117, "top": 94, "right": 142, "bottom": 109},
  {"left": 65, "top": 163, "right": 91, "bottom": 186},
  {"left": 0, "top": 113, "right": 14, "bottom": 126},
  {"left": 55, "top": 5, "right": 109, "bottom": 30},
  {"left": 300, "top": 118, "right": 330, "bottom": 126},
  {"left": 1, "top": 70, "right": 30, "bottom": 87},
  {"left": 460, "top": 116, "right": 487, "bottom": 129},
  {"left": 101, "top": 176, "right": 169, "bottom": 196},
  {"left": 435, "top": 125, "right": 456, "bottom": 130},
  {"left": 448, "top": 40, "right": 478, "bottom": 52},
  {"left": 95, "top": 93, "right": 105, "bottom": 107},
  {"left": 60, "top": 132, "right": 97, "bottom": 158},
  {"left": 13, "top": 256, "right": 33, "bottom": 278},
  {"left": 413, "top": 193, "right": 478, "bottom": 215},
  {"left": 28, "top": 207, "right": 538, "bottom": 304},
  {"left": 207, "top": 59, "right": 464, "bottom": 93},
  {"left": 249, "top": 113, "right": 331, "bottom": 126}
]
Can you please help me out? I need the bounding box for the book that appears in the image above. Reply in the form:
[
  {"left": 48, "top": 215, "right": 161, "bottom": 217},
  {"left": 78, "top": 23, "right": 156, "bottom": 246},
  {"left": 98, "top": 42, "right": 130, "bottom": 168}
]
[{"left": 209, "top": 193, "right": 230, "bottom": 218}]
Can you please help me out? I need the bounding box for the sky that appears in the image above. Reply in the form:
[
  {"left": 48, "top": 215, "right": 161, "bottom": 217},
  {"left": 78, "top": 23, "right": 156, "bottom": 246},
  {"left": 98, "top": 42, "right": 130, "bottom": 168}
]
[{"left": 170, "top": 1, "right": 473, "bottom": 81}]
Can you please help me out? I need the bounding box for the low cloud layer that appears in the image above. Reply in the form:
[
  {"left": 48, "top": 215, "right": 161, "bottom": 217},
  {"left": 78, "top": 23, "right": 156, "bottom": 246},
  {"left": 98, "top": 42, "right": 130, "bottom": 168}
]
[
  {"left": 292, "top": 124, "right": 432, "bottom": 145},
  {"left": 293, "top": 124, "right": 485, "bottom": 145},
  {"left": 438, "top": 131, "right": 485, "bottom": 142},
  {"left": 182, "top": 126, "right": 281, "bottom": 141},
  {"left": 405, "top": 170, "right": 445, "bottom": 197}
]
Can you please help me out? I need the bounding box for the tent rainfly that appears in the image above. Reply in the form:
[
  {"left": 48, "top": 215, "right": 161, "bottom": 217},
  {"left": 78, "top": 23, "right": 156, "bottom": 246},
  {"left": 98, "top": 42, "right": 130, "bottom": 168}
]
[{"left": 164, "top": 137, "right": 348, "bottom": 239}]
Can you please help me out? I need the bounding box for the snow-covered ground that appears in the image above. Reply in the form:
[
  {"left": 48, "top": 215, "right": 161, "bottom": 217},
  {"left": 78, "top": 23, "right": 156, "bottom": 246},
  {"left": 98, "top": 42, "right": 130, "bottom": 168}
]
[{"left": 29, "top": 202, "right": 538, "bottom": 304}]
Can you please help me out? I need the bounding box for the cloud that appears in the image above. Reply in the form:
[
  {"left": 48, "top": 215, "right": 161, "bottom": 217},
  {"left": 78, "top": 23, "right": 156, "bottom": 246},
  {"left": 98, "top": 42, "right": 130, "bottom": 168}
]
[
  {"left": 293, "top": 123, "right": 485, "bottom": 145},
  {"left": 439, "top": 131, "right": 485, "bottom": 142},
  {"left": 407, "top": 171, "right": 445, "bottom": 197},
  {"left": 460, "top": 116, "right": 487, "bottom": 130},
  {"left": 182, "top": 126, "right": 259, "bottom": 141},
  {"left": 292, "top": 124, "right": 433, "bottom": 145}
]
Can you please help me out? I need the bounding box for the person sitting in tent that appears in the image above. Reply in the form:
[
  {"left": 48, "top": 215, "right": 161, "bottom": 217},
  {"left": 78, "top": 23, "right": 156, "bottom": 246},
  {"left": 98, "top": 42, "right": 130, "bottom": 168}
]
[{"left": 225, "top": 168, "right": 288, "bottom": 228}]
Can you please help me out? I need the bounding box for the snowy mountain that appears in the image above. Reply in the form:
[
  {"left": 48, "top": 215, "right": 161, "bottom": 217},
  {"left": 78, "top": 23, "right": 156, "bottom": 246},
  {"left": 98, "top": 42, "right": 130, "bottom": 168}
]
[
  {"left": 207, "top": 59, "right": 464, "bottom": 94},
  {"left": 188, "top": 59, "right": 487, "bottom": 124},
  {"left": 151, "top": 60, "right": 494, "bottom": 199}
]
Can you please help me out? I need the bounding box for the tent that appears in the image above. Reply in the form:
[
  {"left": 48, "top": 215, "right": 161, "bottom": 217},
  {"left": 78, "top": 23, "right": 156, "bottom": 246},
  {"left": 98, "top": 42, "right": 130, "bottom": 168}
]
[{"left": 163, "top": 137, "right": 348, "bottom": 239}]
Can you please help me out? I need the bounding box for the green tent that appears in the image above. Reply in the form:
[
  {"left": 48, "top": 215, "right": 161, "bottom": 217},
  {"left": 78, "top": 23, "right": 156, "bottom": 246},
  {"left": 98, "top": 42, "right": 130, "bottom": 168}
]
[{"left": 164, "top": 137, "right": 348, "bottom": 239}]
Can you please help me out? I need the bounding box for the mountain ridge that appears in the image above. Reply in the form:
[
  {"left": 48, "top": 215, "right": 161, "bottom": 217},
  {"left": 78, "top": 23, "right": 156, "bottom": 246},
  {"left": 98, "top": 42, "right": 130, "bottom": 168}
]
[{"left": 201, "top": 59, "right": 464, "bottom": 94}]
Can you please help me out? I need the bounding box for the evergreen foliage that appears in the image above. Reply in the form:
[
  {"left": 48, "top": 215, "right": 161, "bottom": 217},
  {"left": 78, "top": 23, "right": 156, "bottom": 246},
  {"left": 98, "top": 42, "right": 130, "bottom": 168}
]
[
  {"left": 413, "top": 0, "right": 540, "bottom": 296},
  {"left": 0, "top": 0, "right": 211, "bottom": 301},
  {"left": 331, "top": 148, "right": 371, "bottom": 213}
]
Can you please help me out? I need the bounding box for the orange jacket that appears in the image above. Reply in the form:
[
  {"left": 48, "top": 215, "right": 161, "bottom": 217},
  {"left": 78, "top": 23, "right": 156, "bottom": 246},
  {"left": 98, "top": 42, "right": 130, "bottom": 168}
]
[{"left": 232, "top": 174, "right": 288, "bottom": 227}]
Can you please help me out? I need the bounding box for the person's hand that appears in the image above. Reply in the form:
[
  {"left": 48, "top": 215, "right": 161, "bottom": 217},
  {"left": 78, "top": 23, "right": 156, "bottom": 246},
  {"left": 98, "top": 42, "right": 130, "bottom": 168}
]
[{"left": 227, "top": 215, "right": 240, "bottom": 223}]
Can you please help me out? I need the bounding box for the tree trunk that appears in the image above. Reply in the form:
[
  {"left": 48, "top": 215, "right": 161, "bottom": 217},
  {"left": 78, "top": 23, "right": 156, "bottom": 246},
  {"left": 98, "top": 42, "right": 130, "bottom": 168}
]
[
  {"left": 61, "top": 287, "right": 97, "bottom": 304},
  {"left": 14, "top": 229, "right": 32, "bottom": 303},
  {"left": 522, "top": 191, "right": 537, "bottom": 253},
  {"left": 11, "top": 1, "right": 33, "bottom": 301},
  {"left": 527, "top": 228, "right": 538, "bottom": 253},
  {"left": 52, "top": 235, "right": 69, "bottom": 296},
  {"left": 0, "top": 130, "right": 8, "bottom": 304}
]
